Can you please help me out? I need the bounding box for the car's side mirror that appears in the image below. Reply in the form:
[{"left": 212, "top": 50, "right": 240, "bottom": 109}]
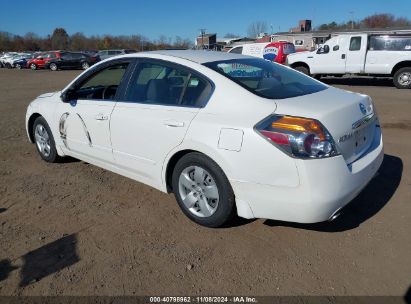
[
  {"left": 316, "top": 45, "right": 330, "bottom": 54},
  {"left": 60, "top": 89, "right": 77, "bottom": 103}
]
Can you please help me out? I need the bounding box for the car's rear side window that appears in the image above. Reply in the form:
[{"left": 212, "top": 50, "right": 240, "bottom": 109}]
[
  {"left": 204, "top": 58, "right": 327, "bottom": 99},
  {"left": 125, "top": 60, "right": 212, "bottom": 107}
]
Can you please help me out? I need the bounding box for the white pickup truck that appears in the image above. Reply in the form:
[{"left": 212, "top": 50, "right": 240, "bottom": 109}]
[{"left": 287, "top": 33, "right": 411, "bottom": 89}]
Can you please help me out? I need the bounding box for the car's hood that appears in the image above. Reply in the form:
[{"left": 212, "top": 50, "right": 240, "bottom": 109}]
[
  {"left": 287, "top": 51, "right": 314, "bottom": 63},
  {"left": 274, "top": 87, "right": 377, "bottom": 164}
]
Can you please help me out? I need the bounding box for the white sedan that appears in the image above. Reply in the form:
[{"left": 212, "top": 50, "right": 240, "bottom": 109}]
[{"left": 25, "top": 50, "right": 383, "bottom": 227}]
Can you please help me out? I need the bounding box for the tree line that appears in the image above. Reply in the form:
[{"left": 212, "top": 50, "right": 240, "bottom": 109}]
[
  {"left": 317, "top": 13, "right": 411, "bottom": 31},
  {"left": 0, "top": 28, "right": 194, "bottom": 52}
]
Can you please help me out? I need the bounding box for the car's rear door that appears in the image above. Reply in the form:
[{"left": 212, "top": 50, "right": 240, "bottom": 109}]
[
  {"left": 344, "top": 34, "right": 368, "bottom": 73},
  {"left": 110, "top": 59, "right": 213, "bottom": 186},
  {"left": 70, "top": 53, "right": 83, "bottom": 68}
]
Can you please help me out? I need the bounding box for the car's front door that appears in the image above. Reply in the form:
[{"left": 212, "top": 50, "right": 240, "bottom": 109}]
[
  {"left": 57, "top": 60, "right": 132, "bottom": 163},
  {"left": 312, "top": 36, "right": 347, "bottom": 74},
  {"left": 110, "top": 59, "right": 213, "bottom": 186}
]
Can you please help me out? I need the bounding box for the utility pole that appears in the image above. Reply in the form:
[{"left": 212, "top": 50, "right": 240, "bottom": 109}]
[{"left": 349, "top": 11, "right": 355, "bottom": 30}]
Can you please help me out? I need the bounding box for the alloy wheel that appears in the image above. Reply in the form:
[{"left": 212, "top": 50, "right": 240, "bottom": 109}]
[{"left": 34, "top": 124, "right": 51, "bottom": 157}]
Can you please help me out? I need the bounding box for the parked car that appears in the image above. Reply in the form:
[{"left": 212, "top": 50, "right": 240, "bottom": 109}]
[
  {"left": 27, "top": 51, "right": 61, "bottom": 70},
  {"left": 96, "top": 49, "right": 136, "bottom": 60},
  {"left": 228, "top": 42, "right": 296, "bottom": 64},
  {"left": 25, "top": 50, "right": 383, "bottom": 227},
  {"left": 0, "top": 52, "right": 18, "bottom": 68},
  {"left": 287, "top": 33, "right": 411, "bottom": 89},
  {"left": 46, "top": 52, "right": 100, "bottom": 71},
  {"left": 10, "top": 53, "right": 37, "bottom": 69}
]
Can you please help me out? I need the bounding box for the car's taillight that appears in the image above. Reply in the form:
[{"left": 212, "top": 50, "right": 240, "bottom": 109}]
[{"left": 255, "top": 115, "right": 339, "bottom": 159}]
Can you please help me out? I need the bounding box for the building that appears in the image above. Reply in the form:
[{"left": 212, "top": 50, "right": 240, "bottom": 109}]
[
  {"left": 290, "top": 20, "right": 312, "bottom": 33},
  {"left": 196, "top": 33, "right": 217, "bottom": 50}
]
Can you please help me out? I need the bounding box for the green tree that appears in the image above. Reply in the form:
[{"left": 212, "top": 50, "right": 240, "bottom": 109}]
[{"left": 51, "top": 28, "right": 69, "bottom": 50}]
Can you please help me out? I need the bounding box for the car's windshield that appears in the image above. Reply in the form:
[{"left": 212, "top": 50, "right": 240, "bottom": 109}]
[{"left": 204, "top": 58, "right": 327, "bottom": 99}]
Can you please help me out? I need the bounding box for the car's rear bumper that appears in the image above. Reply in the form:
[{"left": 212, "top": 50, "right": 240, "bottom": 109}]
[{"left": 231, "top": 126, "right": 384, "bottom": 223}]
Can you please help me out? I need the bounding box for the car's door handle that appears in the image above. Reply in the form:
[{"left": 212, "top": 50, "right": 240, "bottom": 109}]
[
  {"left": 95, "top": 113, "right": 108, "bottom": 121},
  {"left": 341, "top": 54, "right": 346, "bottom": 59},
  {"left": 163, "top": 120, "right": 184, "bottom": 127}
]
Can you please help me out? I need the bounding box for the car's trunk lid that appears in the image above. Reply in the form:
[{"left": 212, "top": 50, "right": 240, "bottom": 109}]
[{"left": 274, "top": 87, "right": 377, "bottom": 164}]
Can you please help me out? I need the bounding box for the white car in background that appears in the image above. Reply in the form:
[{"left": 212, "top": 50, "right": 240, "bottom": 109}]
[
  {"left": 25, "top": 51, "right": 383, "bottom": 227},
  {"left": 0, "top": 52, "right": 18, "bottom": 67}
]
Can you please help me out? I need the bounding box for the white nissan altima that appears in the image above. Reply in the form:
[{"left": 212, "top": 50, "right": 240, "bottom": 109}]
[{"left": 25, "top": 50, "right": 383, "bottom": 227}]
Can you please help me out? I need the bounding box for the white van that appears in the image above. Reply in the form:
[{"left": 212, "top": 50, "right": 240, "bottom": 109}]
[{"left": 228, "top": 42, "right": 296, "bottom": 64}]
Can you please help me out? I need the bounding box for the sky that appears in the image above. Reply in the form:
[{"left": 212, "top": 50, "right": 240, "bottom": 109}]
[{"left": 1, "top": 0, "right": 410, "bottom": 41}]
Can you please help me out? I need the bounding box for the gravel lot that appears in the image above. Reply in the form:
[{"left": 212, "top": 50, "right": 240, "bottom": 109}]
[{"left": 0, "top": 69, "right": 410, "bottom": 297}]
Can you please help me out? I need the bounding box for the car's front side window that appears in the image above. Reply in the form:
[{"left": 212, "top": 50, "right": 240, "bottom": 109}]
[
  {"left": 74, "top": 63, "right": 129, "bottom": 101},
  {"left": 125, "top": 61, "right": 212, "bottom": 107}
]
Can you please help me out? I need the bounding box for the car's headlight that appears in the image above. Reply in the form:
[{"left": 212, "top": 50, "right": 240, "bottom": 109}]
[{"left": 255, "top": 115, "right": 339, "bottom": 159}]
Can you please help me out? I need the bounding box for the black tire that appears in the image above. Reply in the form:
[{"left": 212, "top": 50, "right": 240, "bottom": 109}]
[
  {"left": 294, "top": 65, "right": 309, "bottom": 75},
  {"left": 171, "top": 152, "right": 236, "bottom": 228},
  {"left": 15, "top": 64, "right": 22, "bottom": 69},
  {"left": 32, "top": 116, "right": 62, "bottom": 163},
  {"left": 30, "top": 63, "right": 37, "bottom": 70},
  {"left": 49, "top": 63, "right": 58, "bottom": 71},
  {"left": 393, "top": 67, "right": 411, "bottom": 89}
]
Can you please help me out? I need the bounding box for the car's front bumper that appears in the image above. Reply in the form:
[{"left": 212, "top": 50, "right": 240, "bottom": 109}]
[{"left": 231, "top": 126, "right": 384, "bottom": 223}]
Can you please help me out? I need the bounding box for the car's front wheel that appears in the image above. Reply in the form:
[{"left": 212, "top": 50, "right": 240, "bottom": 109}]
[
  {"left": 294, "top": 65, "right": 309, "bottom": 75},
  {"left": 33, "top": 116, "right": 61, "bottom": 163},
  {"left": 30, "top": 63, "right": 37, "bottom": 70},
  {"left": 172, "top": 153, "right": 235, "bottom": 227},
  {"left": 49, "top": 63, "right": 58, "bottom": 71},
  {"left": 81, "top": 62, "right": 89, "bottom": 70},
  {"left": 15, "top": 63, "right": 22, "bottom": 69}
]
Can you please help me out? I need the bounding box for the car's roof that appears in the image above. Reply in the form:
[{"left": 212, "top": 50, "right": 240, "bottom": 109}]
[{"left": 122, "top": 50, "right": 253, "bottom": 64}]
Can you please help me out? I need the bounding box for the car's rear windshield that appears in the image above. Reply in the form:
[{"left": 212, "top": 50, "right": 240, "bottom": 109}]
[{"left": 203, "top": 58, "right": 327, "bottom": 99}]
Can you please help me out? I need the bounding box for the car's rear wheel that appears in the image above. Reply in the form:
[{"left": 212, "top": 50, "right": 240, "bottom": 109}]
[
  {"left": 172, "top": 153, "right": 235, "bottom": 227},
  {"left": 49, "top": 63, "right": 58, "bottom": 71},
  {"left": 33, "top": 116, "right": 61, "bottom": 163},
  {"left": 393, "top": 67, "right": 411, "bottom": 89},
  {"left": 15, "top": 63, "right": 22, "bottom": 69},
  {"left": 30, "top": 63, "right": 37, "bottom": 70},
  {"left": 81, "top": 62, "right": 89, "bottom": 70}
]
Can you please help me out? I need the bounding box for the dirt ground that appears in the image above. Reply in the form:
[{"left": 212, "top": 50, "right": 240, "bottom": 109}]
[{"left": 0, "top": 69, "right": 410, "bottom": 297}]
